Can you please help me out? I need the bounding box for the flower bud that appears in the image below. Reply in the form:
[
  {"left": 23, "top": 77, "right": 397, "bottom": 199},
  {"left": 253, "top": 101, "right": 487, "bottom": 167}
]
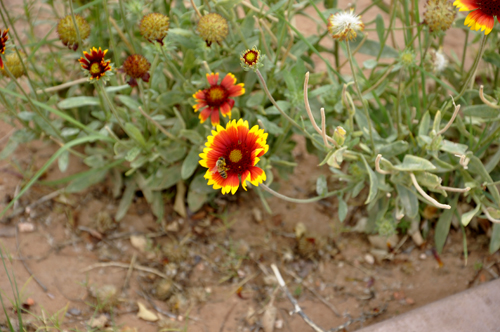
[
  {"left": 140, "top": 13, "right": 170, "bottom": 45},
  {"left": 57, "top": 14, "right": 91, "bottom": 51},
  {"left": 333, "top": 126, "right": 346, "bottom": 146},
  {"left": 123, "top": 54, "right": 151, "bottom": 87},
  {"left": 240, "top": 47, "right": 264, "bottom": 71},
  {"left": 197, "top": 13, "right": 228, "bottom": 47}
]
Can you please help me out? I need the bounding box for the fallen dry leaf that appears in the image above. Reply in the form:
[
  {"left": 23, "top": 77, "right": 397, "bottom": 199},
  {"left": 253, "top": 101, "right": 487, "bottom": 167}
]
[
  {"left": 87, "top": 314, "right": 108, "bottom": 328},
  {"left": 173, "top": 182, "right": 187, "bottom": 218},
  {"left": 137, "top": 302, "right": 158, "bottom": 322},
  {"left": 130, "top": 235, "right": 148, "bottom": 253},
  {"left": 262, "top": 305, "right": 277, "bottom": 332}
]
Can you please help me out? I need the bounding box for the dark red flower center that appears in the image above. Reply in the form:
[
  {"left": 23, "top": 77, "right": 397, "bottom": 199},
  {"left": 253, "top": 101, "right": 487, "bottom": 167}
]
[
  {"left": 206, "top": 85, "right": 227, "bottom": 107},
  {"left": 0, "top": 29, "right": 9, "bottom": 54},
  {"left": 243, "top": 50, "right": 258, "bottom": 66},
  {"left": 478, "top": 0, "right": 500, "bottom": 16},
  {"left": 223, "top": 143, "right": 252, "bottom": 175}
]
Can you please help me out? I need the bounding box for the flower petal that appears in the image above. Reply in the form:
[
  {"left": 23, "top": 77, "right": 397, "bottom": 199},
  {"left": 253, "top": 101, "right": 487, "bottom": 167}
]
[
  {"left": 453, "top": 0, "right": 478, "bottom": 11},
  {"left": 199, "top": 107, "right": 213, "bottom": 123},
  {"left": 227, "top": 83, "right": 245, "bottom": 97},
  {"left": 206, "top": 72, "right": 219, "bottom": 86},
  {"left": 220, "top": 73, "right": 237, "bottom": 89},
  {"left": 210, "top": 109, "right": 220, "bottom": 126}
]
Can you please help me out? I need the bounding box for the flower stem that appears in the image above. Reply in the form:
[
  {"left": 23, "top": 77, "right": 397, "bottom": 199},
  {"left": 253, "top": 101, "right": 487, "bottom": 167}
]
[
  {"left": 69, "top": 0, "right": 82, "bottom": 52},
  {"left": 255, "top": 69, "right": 324, "bottom": 148},
  {"left": 98, "top": 81, "right": 126, "bottom": 133},
  {"left": 345, "top": 41, "right": 375, "bottom": 154},
  {"left": 260, "top": 183, "right": 343, "bottom": 204},
  {"left": 456, "top": 34, "right": 488, "bottom": 101}
]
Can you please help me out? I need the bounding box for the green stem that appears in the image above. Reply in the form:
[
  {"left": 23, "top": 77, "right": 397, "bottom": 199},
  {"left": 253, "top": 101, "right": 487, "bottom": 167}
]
[
  {"left": 103, "top": 0, "right": 121, "bottom": 73},
  {"left": 460, "top": 30, "right": 469, "bottom": 77},
  {"left": 255, "top": 69, "right": 323, "bottom": 148},
  {"left": 98, "top": 81, "right": 126, "bottom": 133},
  {"left": 69, "top": 0, "right": 83, "bottom": 52},
  {"left": 260, "top": 183, "right": 343, "bottom": 204},
  {"left": 345, "top": 41, "right": 375, "bottom": 154},
  {"left": 456, "top": 34, "right": 488, "bottom": 101},
  {"left": 118, "top": 0, "right": 136, "bottom": 53}
]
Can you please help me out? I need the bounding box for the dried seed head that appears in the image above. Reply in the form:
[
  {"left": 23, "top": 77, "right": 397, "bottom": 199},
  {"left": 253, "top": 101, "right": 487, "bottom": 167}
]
[
  {"left": 123, "top": 54, "right": 151, "bottom": 86},
  {"left": 240, "top": 47, "right": 264, "bottom": 71},
  {"left": 140, "top": 13, "right": 170, "bottom": 45},
  {"left": 327, "top": 9, "right": 365, "bottom": 41},
  {"left": 57, "top": 15, "right": 90, "bottom": 51},
  {"left": 426, "top": 48, "right": 448, "bottom": 74},
  {"left": 1, "top": 51, "right": 26, "bottom": 78},
  {"left": 197, "top": 13, "right": 228, "bottom": 47},
  {"left": 423, "top": 0, "right": 456, "bottom": 33}
]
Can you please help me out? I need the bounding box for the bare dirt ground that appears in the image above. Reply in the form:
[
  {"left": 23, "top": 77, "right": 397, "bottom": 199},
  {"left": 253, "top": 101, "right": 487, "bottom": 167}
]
[{"left": 1, "top": 1, "right": 499, "bottom": 331}]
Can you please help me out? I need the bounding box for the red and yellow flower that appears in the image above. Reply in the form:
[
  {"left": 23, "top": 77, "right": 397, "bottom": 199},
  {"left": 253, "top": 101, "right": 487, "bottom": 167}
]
[
  {"left": 0, "top": 29, "right": 10, "bottom": 69},
  {"left": 199, "top": 119, "right": 268, "bottom": 195},
  {"left": 192, "top": 72, "right": 245, "bottom": 126},
  {"left": 454, "top": 0, "right": 500, "bottom": 34},
  {"left": 78, "top": 47, "right": 112, "bottom": 80}
]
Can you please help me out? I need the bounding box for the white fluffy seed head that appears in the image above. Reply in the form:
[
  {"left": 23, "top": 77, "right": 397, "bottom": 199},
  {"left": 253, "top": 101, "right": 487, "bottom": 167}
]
[{"left": 327, "top": 9, "right": 365, "bottom": 41}]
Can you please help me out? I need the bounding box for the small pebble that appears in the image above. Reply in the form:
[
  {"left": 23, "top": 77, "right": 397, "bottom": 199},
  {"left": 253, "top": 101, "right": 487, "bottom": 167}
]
[
  {"left": 419, "top": 253, "right": 427, "bottom": 260},
  {"left": 68, "top": 308, "right": 81, "bottom": 316},
  {"left": 275, "top": 319, "right": 284, "bottom": 329},
  {"left": 364, "top": 254, "right": 375, "bottom": 265}
]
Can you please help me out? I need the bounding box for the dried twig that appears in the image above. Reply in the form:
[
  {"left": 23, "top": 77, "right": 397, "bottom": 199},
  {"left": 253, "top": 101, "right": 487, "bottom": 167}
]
[
  {"left": 436, "top": 98, "right": 461, "bottom": 136},
  {"left": 479, "top": 85, "right": 500, "bottom": 109},
  {"left": 35, "top": 78, "right": 88, "bottom": 94},
  {"left": 16, "top": 228, "right": 48, "bottom": 292},
  {"left": 270, "top": 264, "right": 326, "bottom": 332},
  {"left": 122, "top": 253, "right": 137, "bottom": 291},
  {"left": 375, "top": 154, "right": 391, "bottom": 175},
  {"left": 82, "top": 261, "right": 170, "bottom": 279},
  {"left": 2, "top": 188, "right": 64, "bottom": 223}
]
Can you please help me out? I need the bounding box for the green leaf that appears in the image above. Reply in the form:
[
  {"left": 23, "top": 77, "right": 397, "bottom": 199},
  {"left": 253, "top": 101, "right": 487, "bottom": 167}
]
[
  {"left": 179, "top": 129, "right": 202, "bottom": 144},
  {"left": 415, "top": 172, "right": 442, "bottom": 190},
  {"left": 148, "top": 164, "right": 182, "bottom": 190},
  {"left": 377, "top": 141, "right": 408, "bottom": 158},
  {"left": 105, "top": 84, "right": 131, "bottom": 93},
  {"left": 125, "top": 146, "right": 142, "bottom": 162},
  {"left": 158, "top": 144, "right": 186, "bottom": 164},
  {"left": 58, "top": 150, "right": 69, "bottom": 173},
  {"left": 66, "top": 168, "right": 108, "bottom": 193},
  {"left": 151, "top": 191, "right": 165, "bottom": 221},
  {"left": 338, "top": 196, "right": 347, "bottom": 222},
  {"left": 418, "top": 111, "right": 431, "bottom": 136},
  {"left": 58, "top": 96, "right": 99, "bottom": 109},
  {"left": 392, "top": 155, "right": 436, "bottom": 171},
  {"left": 246, "top": 91, "right": 265, "bottom": 108},
  {"left": 439, "top": 139, "right": 468, "bottom": 155},
  {"left": 0, "top": 139, "right": 18, "bottom": 160},
  {"left": 188, "top": 190, "right": 208, "bottom": 212},
  {"left": 483, "top": 50, "right": 500, "bottom": 68},
  {"left": 350, "top": 34, "right": 398, "bottom": 58},
  {"left": 435, "top": 207, "right": 454, "bottom": 254},
  {"left": 361, "top": 155, "right": 379, "bottom": 204},
  {"left": 375, "top": 14, "right": 385, "bottom": 42},
  {"left": 461, "top": 204, "right": 481, "bottom": 226},
  {"left": 115, "top": 180, "right": 137, "bottom": 221},
  {"left": 181, "top": 146, "right": 200, "bottom": 180},
  {"left": 396, "top": 184, "right": 419, "bottom": 219},
  {"left": 117, "top": 95, "right": 141, "bottom": 112},
  {"left": 316, "top": 175, "right": 327, "bottom": 196},
  {"left": 61, "top": 128, "right": 80, "bottom": 137},
  {"left": 462, "top": 105, "right": 499, "bottom": 119},
  {"left": 468, "top": 155, "right": 500, "bottom": 205},
  {"left": 124, "top": 123, "right": 146, "bottom": 147},
  {"left": 256, "top": 115, "right": 283, "bottom": 135},
  {"left": 489, "top": 223, "right": 500, "bottom": 254},
  {"left": 135, "top": 172, "right": 153, "bottom": 203}
]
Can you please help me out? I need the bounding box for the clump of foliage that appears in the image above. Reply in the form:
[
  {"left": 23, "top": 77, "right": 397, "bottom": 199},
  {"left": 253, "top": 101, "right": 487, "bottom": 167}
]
[{"left": 1, "top": 0, "right": 500, "bottom": 255}]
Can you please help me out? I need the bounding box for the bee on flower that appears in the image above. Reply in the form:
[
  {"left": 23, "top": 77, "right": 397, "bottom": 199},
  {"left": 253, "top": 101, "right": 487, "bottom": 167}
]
[
  {"left": 192, "top": 72, "right": 245, "bottom": 126},
  {"left": 454, "top": 0, "right": 500, "bottom": 34},
  {"left": 327, "top": 9, "right": 365, "bottom": 41},
  {"left": 78, "top": 47, "right": 113, "bottom": 82},
  {"left": 199, "top": 119, "right": 268, "bottom": 195}
]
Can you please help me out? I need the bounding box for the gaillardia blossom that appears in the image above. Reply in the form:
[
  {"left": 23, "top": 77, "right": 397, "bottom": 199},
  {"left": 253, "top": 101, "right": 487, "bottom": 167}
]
[
  {"left": 327, "top": 9, "right": 365, "bottom": 41},
  {"left": 193, "top": 72, "right": 245, "bottom": 126},
  {"left": 199, "top": 119, "right": 268, "bottom": 195},
  {"left": 0, "top": 29, "right": 10, "bottom": 69},
  {"left": 78, "top": 47, "right": 112, "bottom": 81},
  {"left": 240, "top": 47, "right": 264, "bottom": 71},
  {"left": 454, "top": 0, "right": 500, "bottom": 34}
]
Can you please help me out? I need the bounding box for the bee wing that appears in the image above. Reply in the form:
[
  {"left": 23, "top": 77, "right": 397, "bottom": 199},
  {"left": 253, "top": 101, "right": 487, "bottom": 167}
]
[{"left": 210, "top": 165, "right": 218, "bottom": 174}]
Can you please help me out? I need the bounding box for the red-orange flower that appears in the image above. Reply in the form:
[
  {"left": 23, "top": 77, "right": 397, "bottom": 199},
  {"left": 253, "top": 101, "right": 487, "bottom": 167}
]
[
  {"left": 0, "top": 29, "right": 9, "bottom": 69},
  {"left": 454, "top": 0, "right": 500, "bottom": 34},
  {"left": 192, "top": 72, "right": 245, "bottom": 126},
  {"left": 199, "top": 119, "right": 268, "bottom": 195},
  {"left": 78, "top": 47, "right": 112, "bottom": 80}
]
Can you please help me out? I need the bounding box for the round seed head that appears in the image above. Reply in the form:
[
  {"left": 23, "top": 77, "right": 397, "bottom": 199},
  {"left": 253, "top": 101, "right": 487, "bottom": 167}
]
[
  {"left": 57, "top": 14, "right": 91, "bottom": 51},
  {"left": 424, "top": 0, "right": 456, "bottom": 33},
  {"left": 1, "top": 51, "right": 26, "bottom": 78},
  {"left": 197, "top": 13, "right": 228, "bottom": 47},
  {"left": 140, "top": 13, "right": 170, "bottom": 45}
]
